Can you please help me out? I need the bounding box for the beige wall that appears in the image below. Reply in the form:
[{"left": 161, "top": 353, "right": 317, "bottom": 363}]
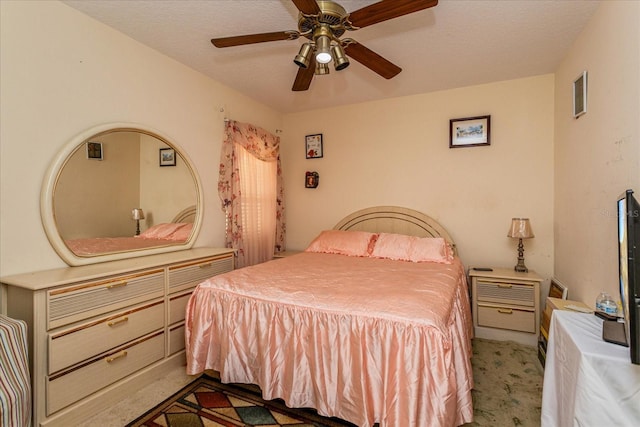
[
  {"left": 554, "top": 1, "right": 640, "bottom": 306},
  {"left": 282, "top": 75, "right": 556, "bottom": 290},
  {"left": 1, "top": 0, "right": 638, "bottom": 314},
  {"left": 0, "top": 0, "right": 281, "bottom": 276}
]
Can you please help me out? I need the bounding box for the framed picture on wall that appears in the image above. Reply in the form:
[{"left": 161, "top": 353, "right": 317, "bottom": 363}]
[
  {"left": 159, "top": 148, "right": 176, "bottom": 166},
  {"left": 573, "top": 71, "right": 587, "bottom": 118},
  {"left": 449, "top": 115, "right": 491, "bottom": 148},
  {"left": 86, "top": 141, "right": 103, "bottom": 160},
  {"left": 305, "top": 134, "right": 323, "bottom": 159}
]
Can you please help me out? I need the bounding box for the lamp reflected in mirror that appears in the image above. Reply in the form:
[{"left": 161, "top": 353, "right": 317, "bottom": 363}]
[{"left": 131, "top": 208, "right": 145, "bottom": 236}]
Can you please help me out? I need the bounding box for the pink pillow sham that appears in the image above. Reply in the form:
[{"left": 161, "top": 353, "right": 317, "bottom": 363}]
[
  {"left": 165, "top": 223, "right": 193, "bottom": 241},
  {"left": 370, "top": 233, "right": 453, "bottom": 264},
  {"left": 138, "top": 222, "right": 190, "bottom": 240},
  {"left": 305, "top": 230, "right": 378, "bottom": 257}
]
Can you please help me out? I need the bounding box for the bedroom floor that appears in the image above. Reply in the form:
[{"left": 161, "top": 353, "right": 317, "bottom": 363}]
[{"left": 80, "top": 338, "right": 543, "bottom": 426}]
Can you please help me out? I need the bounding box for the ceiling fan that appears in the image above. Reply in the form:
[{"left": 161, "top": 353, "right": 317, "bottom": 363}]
[{"left": 211, "top": 0, "right": 438, "bottom": 91}]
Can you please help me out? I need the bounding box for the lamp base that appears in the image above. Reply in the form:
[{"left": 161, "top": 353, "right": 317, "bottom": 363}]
[{"left": 514, "top": 238, "right": 528, "bottom": 273}]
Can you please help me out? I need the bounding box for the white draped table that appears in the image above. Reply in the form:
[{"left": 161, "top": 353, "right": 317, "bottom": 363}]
[{"left": 541, "top": 310, "right": 640, "bottom": 426}]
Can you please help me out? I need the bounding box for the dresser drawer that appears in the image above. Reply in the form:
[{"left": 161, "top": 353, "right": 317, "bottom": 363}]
[
  {"left": 477, "top": 303, "right": 536, "bottom": 333},
  {"left": 47, "top": 269, "right": 165, "bottom": 329},
  {"left": 168, "top": 254, "right": 233, "bottom": 293},
  {"left": 48, "top": 300, "right": 164, "bottom": 374},
  {"left": 47, "top": 331, "right": 164, "bottom": 415},
  {"left": 476, "top": 280, "right": 535, "bottom": 307},
  {"left": 168, "top": 290, "right": 193, "bottom": 325},
  {"left": 168, "top": 323, "right": 186, "bottom": 355}
]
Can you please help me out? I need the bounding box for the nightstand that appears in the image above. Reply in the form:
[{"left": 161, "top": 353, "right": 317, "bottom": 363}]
[
  {"left": 273, "top": 250, "right": 302, "bottom": 259},
  {"left": 538, "top": 297, "right": 591, "bottom": 366},
  {"left": 469, "top": 267, "right": 543, "bottom": 346}
]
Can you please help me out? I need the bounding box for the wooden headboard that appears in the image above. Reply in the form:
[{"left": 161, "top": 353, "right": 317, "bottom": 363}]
[
  {"left": 172, "top": 205, "right": 197, "bottom": 223},
  {"left": 334, "top": 206, "right": 456, "bottom": 250}
]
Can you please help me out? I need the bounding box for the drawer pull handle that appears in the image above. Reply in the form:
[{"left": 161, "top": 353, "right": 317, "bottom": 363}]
[
  {"left": 199, "top": 263, "right": 213, "bottom": 269},
  {"left": 497, "top": 284, "right": 513, "bottom": 289},
  {"left": 106, "top": 281, "right": 128, "bottom": 289},
  {"left": 105, "top": 351, "right": 128, "bottom": 363},
  {"left": 107, "top": 316, "right": 129, "bottom": 327},
  {"left": 498, "top": 309, "right": 513, "bottom": 314}
]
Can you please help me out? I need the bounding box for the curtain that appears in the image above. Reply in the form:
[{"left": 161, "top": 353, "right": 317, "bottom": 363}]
[{"left": 218, "top": 120, "right": 285, "bottom": 267}]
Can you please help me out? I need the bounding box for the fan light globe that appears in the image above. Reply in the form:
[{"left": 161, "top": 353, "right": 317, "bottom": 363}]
[{"left": 316, "top": 51, "right": 332, "bottom": 64}]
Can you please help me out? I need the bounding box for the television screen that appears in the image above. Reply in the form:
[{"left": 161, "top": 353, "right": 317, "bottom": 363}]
[{"left": 618, "top": 189, "right": 640, "bottom": 364}]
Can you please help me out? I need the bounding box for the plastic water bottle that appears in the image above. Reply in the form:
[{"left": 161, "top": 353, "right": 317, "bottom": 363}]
[{"left": 596, "top": 292, "right": 618, "bottom": 315}]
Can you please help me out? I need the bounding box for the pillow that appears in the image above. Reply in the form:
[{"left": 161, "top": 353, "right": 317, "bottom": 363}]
[
  {"left": 138, "top": 222, "right": 189, "bottom": 240},
  {"left": 409, "top": 236, "right": 454, "bottom": 263},
  {"left": 305, "top": 230, "right": 378, "bottom": 257},
  {"left": 371, "top": 233, "right": 453, "bottom": 264},
  {"left": 165, "top": 223, "right": 193, "bottom": 241}
]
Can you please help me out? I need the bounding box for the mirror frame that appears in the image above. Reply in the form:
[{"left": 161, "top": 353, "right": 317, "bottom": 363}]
[{"left": 41, "top": 122, "right": 204, "bottom": 266}]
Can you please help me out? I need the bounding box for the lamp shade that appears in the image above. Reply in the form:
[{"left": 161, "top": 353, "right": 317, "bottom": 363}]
[
  {"left": 131, "top": 208, "right": 145, "bottom": 220},
  {"left": 507, "top": 218, "right": 534, "bottom": 239}
]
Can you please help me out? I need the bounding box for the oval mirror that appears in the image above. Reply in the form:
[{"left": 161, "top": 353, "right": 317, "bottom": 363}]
[{"left": 41, "top": 123, "right": 203, "bottom": 266}]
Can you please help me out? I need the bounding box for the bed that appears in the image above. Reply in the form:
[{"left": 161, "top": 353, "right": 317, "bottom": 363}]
[
  {"left": 64, "top": 205, "right": 196, "bottom": 256},
  {"left": 185, "top": 206, "right": 474, "bottom": 427}
]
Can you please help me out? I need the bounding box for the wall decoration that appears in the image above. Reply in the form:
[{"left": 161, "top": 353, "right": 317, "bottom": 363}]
[
  {"left": 549, "top": 278, "right": 568, "bottom": 299},
  {"left": 86, "top": 141, "right": 103, "bottom": 160},
  {"left": 305, "top": 134, "right": 323, "bottom": 159},
  {"left": 159, "top": 147, "right": 176, "bottom": 166},
  {"left": 573, "top": 71, "right": 587, "bottom": 118},
  {"left": 305, "top": 171, "right": 319, "bottom": 188},
  {"left": 449, "top": 116, "right": 491, "bottom": 148}
]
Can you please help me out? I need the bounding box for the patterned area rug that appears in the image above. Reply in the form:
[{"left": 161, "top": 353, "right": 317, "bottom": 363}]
[
  {"left": 127, "top": 338, "right": 542, "bottom": 427},
  {"left": 125, "top": 374, "right": 356, "bottom": 427}
]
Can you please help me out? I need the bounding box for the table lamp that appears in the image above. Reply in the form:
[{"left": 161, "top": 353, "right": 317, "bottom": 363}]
[
  {"left": 508, "top": 218, "right": 534, "bottom": 272},
  {"left": 131, "top": 208, "right": 145, "bottom": 235}
]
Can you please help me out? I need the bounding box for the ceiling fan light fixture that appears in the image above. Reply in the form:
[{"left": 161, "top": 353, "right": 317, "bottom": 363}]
[
  {"left": 315, "top": 62, "right": 330, "bottom": 75},
  {"left": 315, "top": 35, "right": 332, "bottom": 64},
  {"left": 331, "top": 44, "right": 349, "bottom": 71},
  {"left": 293, "top": 43, "right": 313, "bottom": 68}
]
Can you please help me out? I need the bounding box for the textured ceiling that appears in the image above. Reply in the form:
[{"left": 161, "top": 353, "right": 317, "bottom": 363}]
[{"left": 62, "top": 0, "right": 601, "bottom": 114}]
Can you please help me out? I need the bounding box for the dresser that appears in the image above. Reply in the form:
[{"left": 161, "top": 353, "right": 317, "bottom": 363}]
[
  {"left": 0, "top": 247, "right": 234, "bottom": 427},
  {"left": 469, "top": 267, "right": 543, "bottom": 346}
]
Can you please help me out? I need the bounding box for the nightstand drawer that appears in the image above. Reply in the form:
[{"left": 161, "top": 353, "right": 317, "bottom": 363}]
[
  {"left": 477, "top": 303, "right": 536, "bottom": 333},
  {"left": 476, "top": 280, "right": 535, "bottom": 307}
]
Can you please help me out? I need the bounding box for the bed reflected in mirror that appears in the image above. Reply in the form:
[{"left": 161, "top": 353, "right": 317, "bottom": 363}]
[{"left": 41, "top": 124, "right": 203, "bottom": 266}]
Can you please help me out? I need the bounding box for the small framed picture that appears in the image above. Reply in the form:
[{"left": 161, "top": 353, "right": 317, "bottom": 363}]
[
  {"left": 86, "top": 141, "right": 103, "bottom": 160},
  {"left": 549, "top": 278, "right": 568, "bottom": 299},
  {"left": 305, "top": 134, "right": 323, "bottom": 159},
  {"left": 305, "top": 171, "right": 319, "bottom": 188},
  {"left": 450, "top": 116, "right": 491, "bottom": 148},
  {"left": 573, "top": 71, "right": 587, "bottom": 118},
  {"left": 159, "top": 148, "right": 176, "bottom": 166}
]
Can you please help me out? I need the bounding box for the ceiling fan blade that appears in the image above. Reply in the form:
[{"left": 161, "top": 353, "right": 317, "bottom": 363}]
[
  {"left": 291, "top": 0, "right": 321, "bottom": 15},
  {"left": 348, "top": 0, "right": 438, "bottom": 29},
  {"left": 292, "top": 56, "right": 316, "bottom": 91},
  {"left": 211, "top": 31, "right": 296, "bottom": 48},
  {"left": 344, "top": 42, "right": 401, "bottom": 79}
]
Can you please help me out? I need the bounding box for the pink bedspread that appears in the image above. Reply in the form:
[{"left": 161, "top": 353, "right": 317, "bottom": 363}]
[
  {"left": 65, "top": 237, "right": 177, "bottom": 256},
  {"left": 185, "top": 252, "right": 474, "bottom": 427}
]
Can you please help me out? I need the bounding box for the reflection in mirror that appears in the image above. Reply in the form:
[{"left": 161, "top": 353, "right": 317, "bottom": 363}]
[{"left": 41, "top": 124, "right": 202, "bottom": 266}]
